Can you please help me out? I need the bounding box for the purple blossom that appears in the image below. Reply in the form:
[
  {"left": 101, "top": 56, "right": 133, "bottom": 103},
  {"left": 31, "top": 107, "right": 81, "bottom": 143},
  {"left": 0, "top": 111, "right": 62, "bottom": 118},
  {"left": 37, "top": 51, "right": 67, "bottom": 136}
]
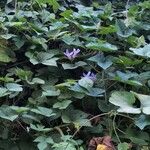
[
  {"left": 64, "top": 48, "right": 80, "bottom": 60},
  {"left": 82, "top": 71, "right": 97, "bottom": 81}
]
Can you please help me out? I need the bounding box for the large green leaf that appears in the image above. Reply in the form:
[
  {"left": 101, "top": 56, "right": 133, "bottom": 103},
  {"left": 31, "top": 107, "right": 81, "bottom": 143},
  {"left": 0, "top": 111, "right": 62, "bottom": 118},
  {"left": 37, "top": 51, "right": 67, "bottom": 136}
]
[
  {"left": 6, "top": 83, "right": 23, "bottom": 92},
  {"left": 52, "top": 142, "right": 76, "bottom": 150},
  {"left": 88, "top": 53, "right": 112, "bottom": 69},
  {"left": 109, "top": 71, "right": 142, "bottom": 86},
  {"left": 26, "top": 51, "right": 59, "bottom": 66},
  {"left": 53, "top": 100, "right": 72, "bottom": 110},
  {"left": 86, "top": 42, "right": 118, "bottom": 51},
  {"left": 0, "top": 87, "right": 10, "bottom": 97},
  {"left": 30, "top": 124, "right": 52, "bottom": 132},
  {"left": 130, "top": 44, "right": 150, "bottom": 57},
  {"left": 0, "top": 105, "right": 18, "bottom": 121},
  {"left": 0, "top": 50, "right": 12, "bottom": 63},
  {"left": 34, "top": 136, "right": 54, "bottom": 150},
  {"left": 132, "top": 92, "right": 150, "bottom": 115},
  {"left": 99, "top": 25, "right": 117, "bottom": 35},
  {"left": 36, "top": 0, "right": 60, "bottom": 12},
  {"left": 125, "top": 129, "right": 149, "bottom": 145},
  {"left": 116, "top": 19, "right": 133, "bottom": 37},
  {"left": 62, "top": 61, "right": 87, "bottom": 70},
  {"left": 78, "top": 77, "right": 94, "bottom": 90},
  {"left": 31, "top": 107, "right": 55, "bottom": 117},
  {"left": 135, "top": 115, "right": 150, "bottom": 130},
  {"left": 62, "top": 107, "right": 91, "bottom": 127},
  {"left": 109, "top": 91, "right": 141, "bottom": 114},
  {"left": 42, "top": 86, "right": 60, "bottom": 97},
  {"left": 117, "top": 143, "right": 129, "bottom": 150}
]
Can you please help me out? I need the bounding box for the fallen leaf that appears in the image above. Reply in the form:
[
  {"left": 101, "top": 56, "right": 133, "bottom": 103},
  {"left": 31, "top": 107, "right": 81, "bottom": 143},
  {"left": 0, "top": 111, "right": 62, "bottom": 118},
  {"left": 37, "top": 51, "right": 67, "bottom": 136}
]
[
  {"left": 88, "top": 136, "right": 115, "bottom": 150},
  {"left": 96, "top": 144, "right": 107, "bottom": 150}
]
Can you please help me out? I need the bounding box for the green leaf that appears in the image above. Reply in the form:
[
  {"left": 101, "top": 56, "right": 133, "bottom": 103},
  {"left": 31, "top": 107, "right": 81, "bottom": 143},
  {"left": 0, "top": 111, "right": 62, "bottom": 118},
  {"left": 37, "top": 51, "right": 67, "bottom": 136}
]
[
  {"left": 78, "top": 77, "right": 94, "bottom": 90},
  {"left": 130, "top": 44, "right": 150, "bottom": 57},
  {"left": 116, "top": 19, "right": 133, "bottom": 38},
  {"left": 86, "top": 42, "right": 118, "bottom": 51},
  {"left": 48, "top": 0, "right": 60, "bottom": 12},
  {"left": 62, "top": 107, "right": 91, "bottom": 127},
  {"left": 60, "top": 10, "right": 73, "bottom": 18},
  {"left": 0, "top": 105, "right": 18, "bottom": 121},
  {"left": 53, "top": 142, "right": 76, "bottom": 150},
  {"left": 37, "top": 0, "right": 60, "bottom": 12},
  {"left": 80, "top": 25, "right": 97, "bottom": 31},
  {"left": 70, "top": 84, "right": 104, "bottom": 97},
  {"left": 0, "top": 87, "right": 10, "bottom": 97},
  {"left": 53, "top": 100, "right": 72, "bottom": 110},
  {"left": 0, "top": 76, "right": 14, "bottom": 82},
  {"left": 88, "top": 54, "right": 112, "bottom": 69},
  {"left": 61, "top": 34, "right": 83, "bottom": 47},
  {"left": 0, "top": 34, "right": 16, "bottom": 40},
  {"left": 109, "top": 71, "right": 142, "bottom": 86},
  {"left": 30, "top": 124, "right": 52, "bottom": 132},
  {"left": 50, "top": 22, "right": 69, "bottom": 31},
  {"left": 0, "top": 50, "right": 12, "bottom": 63},
  {"left": 31, "top": 36, "right": 47, "bottom": 50},
  {"left": 132, "top": 92, "right": 150, "bottom": 115},
  {"left": 135, "top": 115, "right": 150, "bottom": 130},
  {"left": 10, "top": 106, "right": 29, "bottom": 113},
  {"left": 6, "top": 83, "right": 23, "bottom": 92},
  {"left": 62, "top": 61, "right": 87, "bottom": 70},
  {"left": 99, "top": 25, "right": 117, "bottom": 35},
  {"left": 15, "top": 68, "right": 32, "bottom": 80},
  {"left": 125, "top": 129, "right": 149, "bottom": 145},
  {"left": 86, "top": 87, "right": 105, "bottom": 97},
  {"left": 31, "top": 107, "right": 55, "bottom": 117},
  {"left": 27, "top": 78, "right": 45, "bottom": 85},
  {"left": 37, "top": 141, "right": 47, "bottom": 150},
  {"left": 109, "top": 91, "right": 141, "bottom": 114},
  {"left": 102, "top": 2, "right": 113, "bottom": 19},
  {"left": 42, "top": 57, "right": 59, "bottom": 66},
  {"left": 22, "top": 114, "right": 40, "bottom": 123},
  {"left": 115, "top": 56, "right": 142, "bottom": 67},
  {"left": 118, "top": 143, "right": 129, "bottom": 150},
  {"left": 34, "top": 136, "right": 54, "bottom": 150},
  {"left": 26, "top": 51, "right": 59, "bottom": 66},
  {"left": 42, "top": 86, "right": 60, "bottom": 97}
]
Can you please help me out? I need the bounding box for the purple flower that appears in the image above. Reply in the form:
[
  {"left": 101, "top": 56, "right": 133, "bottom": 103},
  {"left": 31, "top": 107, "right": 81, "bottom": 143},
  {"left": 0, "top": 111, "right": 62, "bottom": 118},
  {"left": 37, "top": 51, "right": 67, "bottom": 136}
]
[
  {"left": 82, "top": 71, "right": 97, "bottom": 81},
  {"left": 64, "top": 48, "right": 80, "bottom": 60}
]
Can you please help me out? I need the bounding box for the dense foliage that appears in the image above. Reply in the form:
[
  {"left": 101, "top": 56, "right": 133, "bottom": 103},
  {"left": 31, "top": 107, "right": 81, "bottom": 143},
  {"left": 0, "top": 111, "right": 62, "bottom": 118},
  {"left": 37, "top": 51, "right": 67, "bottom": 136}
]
[{"left": 0, "top": 0, "right": 150, "bottom": 149}]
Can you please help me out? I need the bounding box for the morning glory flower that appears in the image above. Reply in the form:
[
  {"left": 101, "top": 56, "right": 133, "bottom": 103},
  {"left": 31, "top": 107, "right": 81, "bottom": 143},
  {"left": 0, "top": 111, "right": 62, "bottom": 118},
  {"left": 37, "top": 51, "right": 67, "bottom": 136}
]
[
  {"left": 64, "top": 48, "right": 80, "bottom": 60},
  {"left": 82, "top": 71, "right": 97, "bottom": 81}
]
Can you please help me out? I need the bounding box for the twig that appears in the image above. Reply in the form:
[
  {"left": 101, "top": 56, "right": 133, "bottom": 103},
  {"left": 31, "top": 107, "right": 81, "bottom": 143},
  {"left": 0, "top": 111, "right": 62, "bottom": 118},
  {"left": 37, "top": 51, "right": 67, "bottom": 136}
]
[
  {"left": 54, "top": 127, "right": 64, "bottom": 137},
  {"left": 116, "top": 127, "right": 126, "bottom": 135},
  {"left": 102, "top": 70, "right": 107, "bottom": 102},
  {"left": 17, "top": 121, "right": 31, "bottom": 136},
  {"left": 117, "top": 113, "right": 134, "bottom": 120},
  {"left": 125, "top": 0, "right": 130, "bottom": 19},
  {"left": 113, "top": 114, "right": 121, "bottom": 143}
]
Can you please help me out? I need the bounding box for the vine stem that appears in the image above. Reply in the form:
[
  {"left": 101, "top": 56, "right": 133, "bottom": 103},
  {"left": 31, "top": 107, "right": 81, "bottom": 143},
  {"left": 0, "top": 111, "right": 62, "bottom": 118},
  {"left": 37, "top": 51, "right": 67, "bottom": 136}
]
[
  {"left": 125, "top": 0, "right": 130, "bottom": 19},
  {"left": 117, "top": 113, "right": 134, "bottom": 120},
  {"left": 113, "top": 114, "right": 121, "bottom": 143},
  {"left": 64, "top": 112, "right": 134, "bottom": 149},
  {"left": 71, "top": 112, "right": 134, "bottom": 139},
  {"left": 54, "top": 127, "right": 64, "bottom": 137},
  {"left": 102, "top": 70, "right": 107, "bottom": 102},
  {"left": 72, "top": 112, "right": 110, "bottom": 138},
  {"left": 17, "top": 121, "right": 31, "bottom": 136},
  {"left": 65, "top": 112, "right": 111, "bottom": 150}
]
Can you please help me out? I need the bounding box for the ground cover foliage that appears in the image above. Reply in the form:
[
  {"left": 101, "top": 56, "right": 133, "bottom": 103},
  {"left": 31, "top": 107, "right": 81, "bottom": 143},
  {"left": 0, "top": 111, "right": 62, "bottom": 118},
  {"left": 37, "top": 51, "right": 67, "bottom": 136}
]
[{"left": 0, "top": 0, "right": 150, "bottom": 149}]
